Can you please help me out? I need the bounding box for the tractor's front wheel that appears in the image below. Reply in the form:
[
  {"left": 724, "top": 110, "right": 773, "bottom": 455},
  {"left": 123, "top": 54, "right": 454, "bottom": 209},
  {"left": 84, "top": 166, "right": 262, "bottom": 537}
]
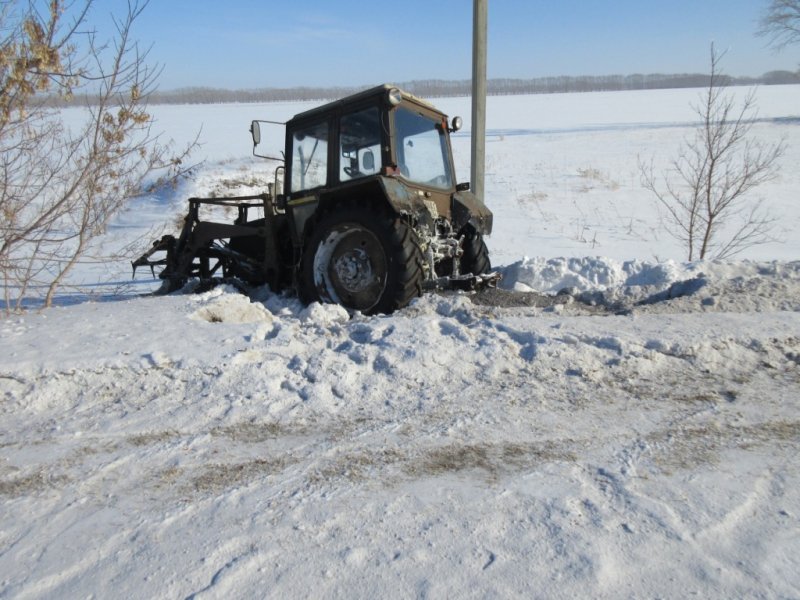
[
  {"left": 460, "top": 225, "right": 491, "bottom": 276},
  {"left": 301, "top": 206, "right": 424, "bottom": 314}
]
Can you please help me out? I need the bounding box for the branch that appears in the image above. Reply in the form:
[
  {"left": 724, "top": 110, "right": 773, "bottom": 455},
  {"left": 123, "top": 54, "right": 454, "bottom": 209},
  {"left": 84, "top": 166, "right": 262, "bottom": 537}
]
[{"left": 758, "top": 0, "right": 800, "bottom": 50}]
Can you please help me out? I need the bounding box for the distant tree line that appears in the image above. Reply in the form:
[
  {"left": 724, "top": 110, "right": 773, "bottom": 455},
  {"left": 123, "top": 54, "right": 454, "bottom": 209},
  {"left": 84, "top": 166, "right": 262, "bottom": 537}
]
[{"left": 48, "top": 71, "right": 800, "bottom": 107}]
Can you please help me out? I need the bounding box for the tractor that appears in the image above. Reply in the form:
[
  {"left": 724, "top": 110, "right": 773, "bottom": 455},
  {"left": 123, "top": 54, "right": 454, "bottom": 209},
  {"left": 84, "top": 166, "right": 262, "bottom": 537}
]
[{"left": 133, "top": 84, "right": 498, "bottom": 314}]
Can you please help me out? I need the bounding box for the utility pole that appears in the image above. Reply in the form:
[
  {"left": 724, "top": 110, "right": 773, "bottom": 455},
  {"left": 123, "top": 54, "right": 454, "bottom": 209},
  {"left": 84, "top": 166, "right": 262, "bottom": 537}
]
[{"left": 471, "top": 0, "right": 487, "bottom": 204}]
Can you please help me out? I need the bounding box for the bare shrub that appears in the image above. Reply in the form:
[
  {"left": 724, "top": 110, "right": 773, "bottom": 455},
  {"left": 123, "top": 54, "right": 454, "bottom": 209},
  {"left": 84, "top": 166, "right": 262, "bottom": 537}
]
[
  {"left": 640, "top": 45, "right": 785, "bottom": 261},
  {"left": 0, "top": 1, "right": 195, "bottom": 312}
]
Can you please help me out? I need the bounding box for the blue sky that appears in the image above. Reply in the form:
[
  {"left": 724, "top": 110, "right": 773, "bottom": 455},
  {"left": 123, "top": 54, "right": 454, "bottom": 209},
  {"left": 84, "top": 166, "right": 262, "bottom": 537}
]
[{"left": 93, "top": 0, "right": 796, "bottom": 90}]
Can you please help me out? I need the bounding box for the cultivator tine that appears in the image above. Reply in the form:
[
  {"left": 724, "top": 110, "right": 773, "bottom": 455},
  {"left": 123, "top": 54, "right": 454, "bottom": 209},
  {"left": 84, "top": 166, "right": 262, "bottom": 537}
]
[{"left": 131, "top": 235, "right": 175, "bottom": 279}]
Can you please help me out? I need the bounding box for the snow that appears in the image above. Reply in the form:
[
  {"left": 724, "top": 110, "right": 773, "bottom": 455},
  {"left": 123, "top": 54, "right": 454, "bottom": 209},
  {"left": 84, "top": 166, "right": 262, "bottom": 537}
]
[{"left": 2, "top": 86, "right": 800, "bottom": 598}]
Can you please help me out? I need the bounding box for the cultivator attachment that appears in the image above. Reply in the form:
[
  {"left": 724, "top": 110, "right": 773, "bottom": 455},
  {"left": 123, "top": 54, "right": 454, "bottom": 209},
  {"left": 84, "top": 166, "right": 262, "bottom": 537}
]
[{"left": 132, "top": 193, "right": 286, "bottom": 294}]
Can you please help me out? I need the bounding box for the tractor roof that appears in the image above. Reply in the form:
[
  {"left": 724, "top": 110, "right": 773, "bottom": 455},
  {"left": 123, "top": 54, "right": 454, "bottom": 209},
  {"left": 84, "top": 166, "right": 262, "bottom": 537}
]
[{"left": 288, "top": 84, "right": 441, "bottom": 124}]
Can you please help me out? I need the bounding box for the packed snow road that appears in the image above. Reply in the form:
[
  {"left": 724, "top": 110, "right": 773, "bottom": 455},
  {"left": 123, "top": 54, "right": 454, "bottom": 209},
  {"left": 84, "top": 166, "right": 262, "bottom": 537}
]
[{"left": 1, "top": 262, "right": 799, "bottom": 598}]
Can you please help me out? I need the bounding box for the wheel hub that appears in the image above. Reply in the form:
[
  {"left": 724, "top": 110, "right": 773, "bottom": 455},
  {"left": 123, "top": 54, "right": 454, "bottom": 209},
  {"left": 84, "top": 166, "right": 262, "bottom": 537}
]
[{"left": 333, "top": 248, "right": 374, "bottom": 293}]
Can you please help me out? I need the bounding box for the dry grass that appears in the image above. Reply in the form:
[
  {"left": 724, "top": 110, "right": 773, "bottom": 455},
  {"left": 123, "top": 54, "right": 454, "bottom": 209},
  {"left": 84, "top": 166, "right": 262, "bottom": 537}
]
[
  {"left": 127, "top": 430, "right": 180, "bottom": 447},
  {"left": 306, "top": 440, "right": 577, "bottom": 488},
  {"left": 648, "top": 419, "right": 800, "bottom": 472},
  {"left": 188, "top": 456, "right": 293, "bottom": 494},
  {"left": 406, "top": 441, "right": 576, "bottom": 479},
  {"left": 307, "top": 448, "right": 405, "bottom": 485},
  {"left": 0, "top": 470, "right": 69, "bottom": 497},
  {"left": 211, "top": 421, "right": 298, "bottom": 443}
]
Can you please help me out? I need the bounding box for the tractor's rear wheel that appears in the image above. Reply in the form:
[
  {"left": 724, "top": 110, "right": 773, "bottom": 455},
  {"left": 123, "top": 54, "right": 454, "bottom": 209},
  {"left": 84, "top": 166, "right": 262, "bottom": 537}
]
[{"left": 301, "top": 206, "right": 424, "bottom": 314}]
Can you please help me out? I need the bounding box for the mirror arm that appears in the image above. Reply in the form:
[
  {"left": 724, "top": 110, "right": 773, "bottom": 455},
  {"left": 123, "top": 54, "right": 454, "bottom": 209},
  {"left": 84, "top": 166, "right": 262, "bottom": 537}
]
[
  {"left": 250, "top": 119, "right": 286, "bottom": 162},
  {"left": 252, "top": 150, "right": 286, "bottom": 162}
]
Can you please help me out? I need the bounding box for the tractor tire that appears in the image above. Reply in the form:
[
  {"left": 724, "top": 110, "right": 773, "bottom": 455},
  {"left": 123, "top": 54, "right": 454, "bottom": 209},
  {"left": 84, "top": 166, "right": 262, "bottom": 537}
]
[
  {"left": 460, "top": 225, "right": 491, "bottom": 275},
  {"left": 301, "top": 206, "right": 424, "bottom": 314}
]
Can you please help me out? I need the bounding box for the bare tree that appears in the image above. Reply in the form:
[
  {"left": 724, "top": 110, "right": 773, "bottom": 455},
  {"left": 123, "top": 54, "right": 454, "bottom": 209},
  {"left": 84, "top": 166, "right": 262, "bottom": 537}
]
[
  {"left": 759, "top": 0, "right": 800, "bottom": 50},
  {"left": 641, "top": 45, "right": 785, "bottom": 261},
  {"left": 0, "top": 1, "right": 194, "bottom": 312}
]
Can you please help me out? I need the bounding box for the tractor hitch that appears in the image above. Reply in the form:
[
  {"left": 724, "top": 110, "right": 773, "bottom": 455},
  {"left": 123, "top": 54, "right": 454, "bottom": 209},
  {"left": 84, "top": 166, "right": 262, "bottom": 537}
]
[{"left": 423, "top": 271, "right": 501, "bottom": 292}]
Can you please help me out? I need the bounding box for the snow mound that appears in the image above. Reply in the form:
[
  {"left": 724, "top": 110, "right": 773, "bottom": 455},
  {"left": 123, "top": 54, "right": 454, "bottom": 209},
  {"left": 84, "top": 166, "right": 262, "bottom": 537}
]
[
  {"left": 190, "top": 286, "right": 274, "bottom": 324},
  {"left": 499, "top": 256, "right": 685, "bottom": 292},
  {"left": 300, "top": 301, "right": 350, "bottom": 326},
  {"left": 499, "top": 256, "right": 800, "bottom": 294}
]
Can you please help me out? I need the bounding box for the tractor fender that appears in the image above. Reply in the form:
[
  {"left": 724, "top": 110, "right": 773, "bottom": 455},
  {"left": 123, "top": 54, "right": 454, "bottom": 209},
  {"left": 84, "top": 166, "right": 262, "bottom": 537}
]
[
  {"left": 306, "top": 176, "right": 438, "bottom": 236},
  {"left": 452, "top": 190, "right": 493, "bottom": 235},
  {"left": 376, "top": 177, "right": 440, "bottom": 232},
  {"left": 378, "top": 176, "right": 420, "bottom": 214}
]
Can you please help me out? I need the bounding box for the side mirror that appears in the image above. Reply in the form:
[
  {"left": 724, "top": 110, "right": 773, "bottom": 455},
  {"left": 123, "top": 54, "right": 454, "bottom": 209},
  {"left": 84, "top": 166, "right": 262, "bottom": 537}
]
[
  {"left": 456, "top": 182, "right": 470, "bottom": 192},
  {"left": 450, "top": 116, "right": 463, "bottom": 133},
  {"left": 250, "top": 120, "right": 261, "bottom": 146}
]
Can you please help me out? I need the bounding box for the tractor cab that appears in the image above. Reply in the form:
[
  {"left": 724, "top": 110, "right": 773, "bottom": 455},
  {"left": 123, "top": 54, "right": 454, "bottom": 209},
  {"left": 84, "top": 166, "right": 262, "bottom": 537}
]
[{"left": 253, "top": 85, "right": 482, "bottom": 233}]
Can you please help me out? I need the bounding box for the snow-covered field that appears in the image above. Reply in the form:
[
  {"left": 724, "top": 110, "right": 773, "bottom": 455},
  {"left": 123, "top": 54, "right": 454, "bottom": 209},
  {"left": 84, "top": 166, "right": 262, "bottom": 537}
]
[{"left": 1, "top": 86, "right": 799, "bottom": 598}]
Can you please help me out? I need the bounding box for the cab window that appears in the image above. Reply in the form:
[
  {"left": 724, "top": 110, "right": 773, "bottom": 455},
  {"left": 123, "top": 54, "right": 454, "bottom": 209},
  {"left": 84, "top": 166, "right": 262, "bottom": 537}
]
[
  {"left": 394, "top": 107, "right": 453, "bottom": 190},
  {"left": 290, "top": 120, "right": 329, "bottom": 193},
  {"left": 339, "top": 106, "right": 381, "bottom": 182}
]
